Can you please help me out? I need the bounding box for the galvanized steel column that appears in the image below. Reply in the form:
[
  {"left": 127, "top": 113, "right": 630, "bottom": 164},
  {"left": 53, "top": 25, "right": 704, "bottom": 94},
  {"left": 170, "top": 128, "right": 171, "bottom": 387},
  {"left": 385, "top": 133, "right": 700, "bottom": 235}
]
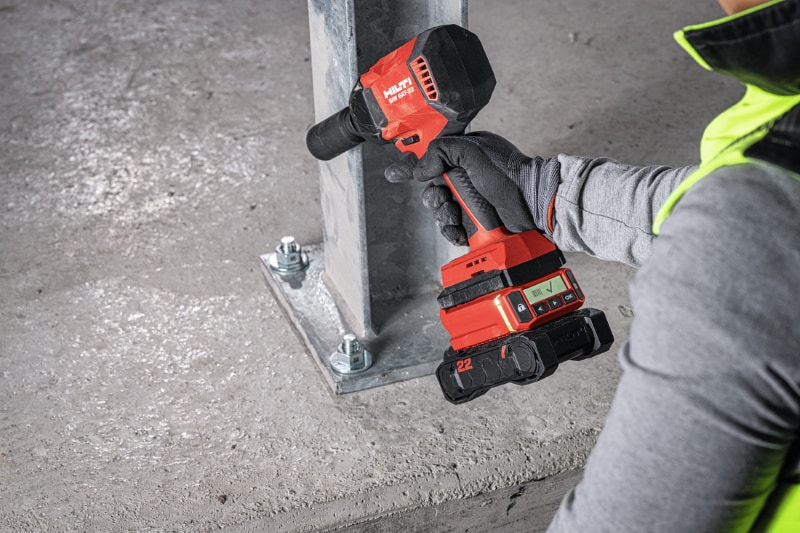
[
  {"left": 262, "top": 0, "right": 467, "bottom": 394},
  {"left": 307, "top": 0, "right": 466, "bottom": 335}
]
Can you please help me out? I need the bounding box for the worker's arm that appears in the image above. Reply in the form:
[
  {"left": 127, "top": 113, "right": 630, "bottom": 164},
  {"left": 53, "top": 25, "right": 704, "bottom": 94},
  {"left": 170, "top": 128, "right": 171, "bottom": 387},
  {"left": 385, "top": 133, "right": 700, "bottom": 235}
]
[
  {"left": 551, "top": 154, "right": 696, "bottom": 267},
  {"left": 384, "top": 131, "right": 695, "bottom": 267}
]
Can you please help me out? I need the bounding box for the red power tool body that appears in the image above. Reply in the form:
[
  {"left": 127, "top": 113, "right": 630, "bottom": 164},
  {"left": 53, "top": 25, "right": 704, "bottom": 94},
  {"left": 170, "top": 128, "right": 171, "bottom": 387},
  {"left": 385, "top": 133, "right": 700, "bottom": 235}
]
[{"left": 307, "top": 25, "right": 613, "bottom": 403}]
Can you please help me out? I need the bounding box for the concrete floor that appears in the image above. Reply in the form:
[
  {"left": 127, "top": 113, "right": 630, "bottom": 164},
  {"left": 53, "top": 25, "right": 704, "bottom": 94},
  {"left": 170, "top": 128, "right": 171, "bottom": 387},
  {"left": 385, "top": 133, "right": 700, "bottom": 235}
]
[{"left": 0, "top": 0, "right": 742, "bottom": 531}]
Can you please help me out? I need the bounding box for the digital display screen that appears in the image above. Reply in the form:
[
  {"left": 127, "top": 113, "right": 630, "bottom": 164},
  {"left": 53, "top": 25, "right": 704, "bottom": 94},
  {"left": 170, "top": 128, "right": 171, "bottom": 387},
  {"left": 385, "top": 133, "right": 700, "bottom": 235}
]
[{"left": 523, "top": 275, "right": 567, "bottom": 304}]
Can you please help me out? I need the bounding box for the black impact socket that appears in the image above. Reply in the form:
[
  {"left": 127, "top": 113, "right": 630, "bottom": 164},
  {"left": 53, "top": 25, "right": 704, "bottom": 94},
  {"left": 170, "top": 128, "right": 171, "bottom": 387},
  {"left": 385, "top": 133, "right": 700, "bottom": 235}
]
[{"left": 306, "top": 108, "right": 364, "bottom": 161}]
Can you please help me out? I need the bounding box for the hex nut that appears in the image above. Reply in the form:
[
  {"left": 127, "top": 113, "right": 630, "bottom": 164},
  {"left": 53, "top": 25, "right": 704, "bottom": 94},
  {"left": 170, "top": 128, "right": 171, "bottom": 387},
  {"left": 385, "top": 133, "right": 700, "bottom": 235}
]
[
  {"left": 330, "top": 334, "right": 373, "bottom": 374},
  {"left": 268, "top": 236, "right": 309, "bottom": 273}
]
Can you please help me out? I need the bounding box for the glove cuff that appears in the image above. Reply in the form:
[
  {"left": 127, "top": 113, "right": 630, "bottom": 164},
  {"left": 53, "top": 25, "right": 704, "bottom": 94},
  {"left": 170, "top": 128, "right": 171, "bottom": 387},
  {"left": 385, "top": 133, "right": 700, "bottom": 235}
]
[{"left": 508, "top": 152, "right": 561, "bottom": 237}]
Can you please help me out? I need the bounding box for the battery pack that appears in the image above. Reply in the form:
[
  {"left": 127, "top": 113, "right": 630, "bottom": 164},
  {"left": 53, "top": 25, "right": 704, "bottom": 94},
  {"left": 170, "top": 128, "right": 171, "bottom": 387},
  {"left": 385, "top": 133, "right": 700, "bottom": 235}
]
[{"left": 436, "top": 308, "right": 614, "bottom": 404}]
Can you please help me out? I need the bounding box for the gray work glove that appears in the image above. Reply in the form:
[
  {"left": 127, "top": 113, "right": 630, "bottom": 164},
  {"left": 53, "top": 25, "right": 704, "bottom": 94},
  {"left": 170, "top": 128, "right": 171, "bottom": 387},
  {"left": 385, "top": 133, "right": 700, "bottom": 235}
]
[{"left": 384, "top": 131, "right": 561, "bottom": 246}]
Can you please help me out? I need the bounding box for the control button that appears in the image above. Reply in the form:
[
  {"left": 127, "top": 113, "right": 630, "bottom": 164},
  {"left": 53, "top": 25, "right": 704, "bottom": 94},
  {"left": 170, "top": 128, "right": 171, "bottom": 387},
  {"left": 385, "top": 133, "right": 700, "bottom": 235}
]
[
  {"left": 562, "top": 290, "right": 578, "bottom": 304},
  {"left": 532, "top": 301, "right": 549, "bottom": 316},
  {"left": 548, "top": 296, "right": 563, "bottom": 310},
  {"left": 507, "top": 291, "right": 533, "bottom": 323}
]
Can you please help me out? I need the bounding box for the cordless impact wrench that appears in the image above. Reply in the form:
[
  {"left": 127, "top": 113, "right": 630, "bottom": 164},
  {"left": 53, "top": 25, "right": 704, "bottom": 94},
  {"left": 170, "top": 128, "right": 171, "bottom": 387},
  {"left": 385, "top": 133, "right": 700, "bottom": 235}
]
[{"left": 306, "top": 25, "right": 614, "bottom": 404}]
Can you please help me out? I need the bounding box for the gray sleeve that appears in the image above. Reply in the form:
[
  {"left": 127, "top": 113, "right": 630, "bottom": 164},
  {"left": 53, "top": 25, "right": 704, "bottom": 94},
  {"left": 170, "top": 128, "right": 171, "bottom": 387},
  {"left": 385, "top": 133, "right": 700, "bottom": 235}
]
[
  {"left": 547, "top": 164, "right": 800, "bottom": 532},
  {"left": 551, "top": 155, "right": 697, "bottom": 267}
]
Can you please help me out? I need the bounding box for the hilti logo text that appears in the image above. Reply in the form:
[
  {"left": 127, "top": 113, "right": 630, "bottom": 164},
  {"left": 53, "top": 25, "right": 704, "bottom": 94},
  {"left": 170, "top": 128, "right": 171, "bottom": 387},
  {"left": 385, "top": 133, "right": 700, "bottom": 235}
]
[{"left": 384, "top": 77, "right": 414, "bottom": 104}]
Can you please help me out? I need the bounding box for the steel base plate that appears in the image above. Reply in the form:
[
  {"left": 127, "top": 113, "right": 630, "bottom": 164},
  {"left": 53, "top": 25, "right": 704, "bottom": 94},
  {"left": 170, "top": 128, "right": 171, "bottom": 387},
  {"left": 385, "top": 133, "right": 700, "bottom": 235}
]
[{"left": 260, "top": 244, "right": 449, "bottom": 394}]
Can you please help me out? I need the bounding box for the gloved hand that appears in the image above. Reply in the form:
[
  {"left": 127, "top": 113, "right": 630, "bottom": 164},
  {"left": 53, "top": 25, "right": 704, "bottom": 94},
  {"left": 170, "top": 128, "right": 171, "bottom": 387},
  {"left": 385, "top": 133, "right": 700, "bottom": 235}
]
[{"left": 384, "top": 132, "right": 561, "bottom": 246}]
